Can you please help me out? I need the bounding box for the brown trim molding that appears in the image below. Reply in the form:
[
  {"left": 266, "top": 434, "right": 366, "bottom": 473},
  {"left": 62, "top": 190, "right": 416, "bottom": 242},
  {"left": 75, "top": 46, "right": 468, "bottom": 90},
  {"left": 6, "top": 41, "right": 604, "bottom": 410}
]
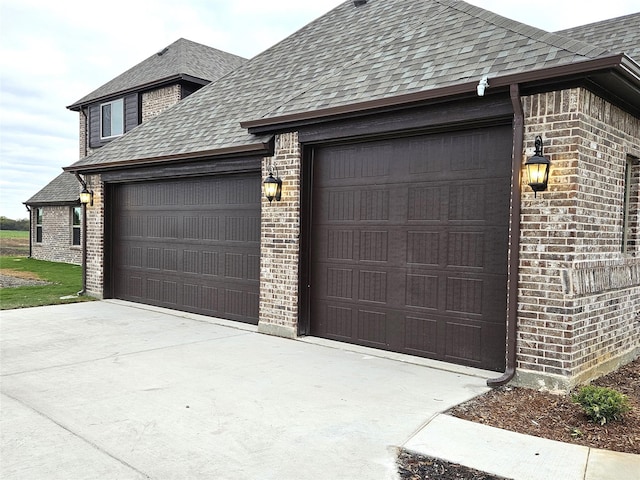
[
  {"left": 241, "top": 54, "right": 639, "bottom": 133},
  {"left": 67, "top": 74, "right": 209, "bottom": 111},
  {"left": 64, "top": 140, "right": 274, "bottom": 174},
  {"left": 100, "top": 156, "right": 261, "bottom": 183}
]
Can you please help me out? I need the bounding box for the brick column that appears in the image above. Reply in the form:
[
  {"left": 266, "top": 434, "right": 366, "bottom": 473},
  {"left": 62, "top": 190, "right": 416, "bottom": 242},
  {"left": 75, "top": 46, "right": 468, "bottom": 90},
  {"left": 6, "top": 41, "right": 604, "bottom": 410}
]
[
  {"left": 258, "top": 132, "right": 301, "bottom": 338},
  {"left": 85, "top": 174, "right": 105, "bottom": 298}
]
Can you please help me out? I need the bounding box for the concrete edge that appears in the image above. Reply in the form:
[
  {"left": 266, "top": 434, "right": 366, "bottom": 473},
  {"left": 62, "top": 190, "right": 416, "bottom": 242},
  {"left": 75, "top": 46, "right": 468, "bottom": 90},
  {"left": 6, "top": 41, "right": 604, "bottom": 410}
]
[
  {"left": 102, "top": 299, "right": 258, "bottom": 333},
  {"left": 257, "top": 322, "right": 297, "bottom": 339},
  {"left": 105, "top": 300, "right": 495, "bottom": 380},
  {"left": 402, "top": 414, "right": 640, "bottom": 480},
  {"left": 402, "top": 414, "right": 591, "bottom": 480},
  {"left": 298, "top": 337, "right": 495, "bottom": 379},
  {"left": 584, "top": 447, "right": 640, "bottom": 480}
]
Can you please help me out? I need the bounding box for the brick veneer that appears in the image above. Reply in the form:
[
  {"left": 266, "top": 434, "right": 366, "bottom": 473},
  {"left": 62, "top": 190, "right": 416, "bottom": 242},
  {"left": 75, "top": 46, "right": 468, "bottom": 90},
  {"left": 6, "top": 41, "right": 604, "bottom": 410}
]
[
  {"left": 31, "top": 206, "right": 82, "bottom": 265},
  {"left": 79, "top": 108, "right": 88, "bottom": 158},
  {"left": 141, "top": 85, "right": 182, "bottom": 123},
  {"left": 84, "top": 174, "right": 105, "bottom": 298},
  {"left": 258, "top": 132, "right": 302, "bottom": 338},
  {"left": 77, "top": 85, "right": 183, "bottom": 293},
  {"left": 516, "top": 88, "right": 640, "bottom": 390}
]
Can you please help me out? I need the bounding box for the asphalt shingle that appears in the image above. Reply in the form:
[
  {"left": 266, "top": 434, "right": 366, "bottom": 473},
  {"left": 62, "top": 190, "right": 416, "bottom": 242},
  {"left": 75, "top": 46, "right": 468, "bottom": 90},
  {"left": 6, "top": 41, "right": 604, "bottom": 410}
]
[
  {"left": 25, "top": 172, "right": 80, "bottom": 205},
  {"left": 67, "top": 0, "right": 637, "bottom": 171},
  {"left": 67, "top": 38, "right": 247, "bottom": 109},
  {"left": 557, "top": 13, "right": 640, "bottom": 61}
]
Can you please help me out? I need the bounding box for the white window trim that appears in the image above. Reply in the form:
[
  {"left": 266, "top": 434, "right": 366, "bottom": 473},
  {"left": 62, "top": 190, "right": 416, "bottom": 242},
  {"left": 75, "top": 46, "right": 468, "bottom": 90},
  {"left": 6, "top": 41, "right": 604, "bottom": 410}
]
[
  {"left": 35, "top": 207, "right": 43, "bottom": 243},
  {"left": 100, "top": 98, "right": 124, "bottom": 139},
  {"left": 71, "top": 206, "right": 82, "bottom": 246}
]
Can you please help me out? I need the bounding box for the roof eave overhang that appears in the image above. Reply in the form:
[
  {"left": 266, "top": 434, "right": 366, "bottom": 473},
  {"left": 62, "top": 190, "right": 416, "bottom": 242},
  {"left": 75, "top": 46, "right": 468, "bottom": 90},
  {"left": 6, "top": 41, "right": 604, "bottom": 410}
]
[
  {"left": 67, "top": 74, "right": 210, "bottom": 111},
  {"left": 241, "top": 54, "right": 640, "bottom": 134},
  {"left": 23, "top": 200, "right": 79, "bottom": 207},
  {"left": 63, "top": 140, "right": 274, "bottom": 174}
]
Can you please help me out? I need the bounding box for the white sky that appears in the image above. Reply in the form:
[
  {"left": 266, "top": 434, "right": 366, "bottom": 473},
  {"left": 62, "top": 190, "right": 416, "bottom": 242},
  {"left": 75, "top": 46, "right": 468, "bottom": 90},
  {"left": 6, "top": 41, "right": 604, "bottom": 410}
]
[{"left": 0, "top": 0, "right": 638, "bottom": 220}]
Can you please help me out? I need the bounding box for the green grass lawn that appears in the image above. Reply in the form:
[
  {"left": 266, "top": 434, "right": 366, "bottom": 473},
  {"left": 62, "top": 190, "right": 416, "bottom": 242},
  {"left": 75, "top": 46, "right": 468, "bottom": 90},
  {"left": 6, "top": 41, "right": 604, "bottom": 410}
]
[
  {"left": 0, "top": 230, "right": 29, "bottom": 239},
  {"left": 0, "top": 256, "right": 95, "bottom": 310}
]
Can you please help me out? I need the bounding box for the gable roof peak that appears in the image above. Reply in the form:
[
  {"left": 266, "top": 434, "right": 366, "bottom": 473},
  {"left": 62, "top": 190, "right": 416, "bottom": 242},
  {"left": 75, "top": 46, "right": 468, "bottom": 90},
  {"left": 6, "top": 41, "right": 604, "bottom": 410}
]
[
  {"left": 440, "top": 0, "right": 608, "bottom": 58},
  {"left": 67, "top": 37, "right": 247, "bottom": 110}
]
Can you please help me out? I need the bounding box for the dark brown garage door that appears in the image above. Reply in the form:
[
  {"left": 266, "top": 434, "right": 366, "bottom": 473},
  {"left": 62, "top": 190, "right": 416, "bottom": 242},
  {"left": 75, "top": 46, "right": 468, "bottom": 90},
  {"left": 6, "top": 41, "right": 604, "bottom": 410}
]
[
  {"left": 310, "top": 125, "right": 512, "bottom": 371},
  {"left": 111, "top": 174, "right": 260, "bottom": 324}
]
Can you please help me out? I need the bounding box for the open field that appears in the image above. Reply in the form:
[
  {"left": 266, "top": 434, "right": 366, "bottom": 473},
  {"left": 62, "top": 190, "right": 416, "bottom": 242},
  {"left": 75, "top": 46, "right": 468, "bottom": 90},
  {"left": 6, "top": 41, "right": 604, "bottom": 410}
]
[{"left": 0, "top": 230, "right": 29, "bottom": 256}]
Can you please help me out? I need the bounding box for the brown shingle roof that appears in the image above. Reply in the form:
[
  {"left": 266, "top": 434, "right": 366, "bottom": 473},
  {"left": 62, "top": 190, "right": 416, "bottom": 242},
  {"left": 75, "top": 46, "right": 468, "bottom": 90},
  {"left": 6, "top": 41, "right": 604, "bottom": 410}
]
[
  {"left": 66, "top": 0, "right": 635, "bottom": 172},
  {"left": 67, "top": 38, "right": 247, "bottom": 110}
]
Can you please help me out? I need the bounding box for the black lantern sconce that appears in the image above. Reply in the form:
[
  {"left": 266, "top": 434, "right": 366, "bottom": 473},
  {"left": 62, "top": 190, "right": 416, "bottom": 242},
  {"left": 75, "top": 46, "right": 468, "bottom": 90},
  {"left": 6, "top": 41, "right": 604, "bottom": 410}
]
[
  {"left": 80, "top": 184, "right": 94, "bottom": 206},
  {"left": 525, "top": 135, "right": 550, "bottom": 197},
  {"left": 263, "top": 168, "right": 282, "bottom": 204}
]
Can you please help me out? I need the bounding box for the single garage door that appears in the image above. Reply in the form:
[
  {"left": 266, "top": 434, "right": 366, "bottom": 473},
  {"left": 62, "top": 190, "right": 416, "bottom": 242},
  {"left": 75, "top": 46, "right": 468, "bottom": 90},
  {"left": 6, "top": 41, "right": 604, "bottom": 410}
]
[
  {"left": 310, "top": 125, "right": 512, "bottom": 371},
  {"left": 111, "top": 174, "right": 260, "bottom": 324}
]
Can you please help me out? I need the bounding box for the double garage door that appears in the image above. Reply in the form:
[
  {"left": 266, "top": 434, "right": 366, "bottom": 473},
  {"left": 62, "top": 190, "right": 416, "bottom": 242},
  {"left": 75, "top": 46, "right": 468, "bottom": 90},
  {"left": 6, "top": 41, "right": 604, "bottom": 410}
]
[
  {"left": 309, "top": 125, "right": 512, "bottom": 371},
  {"left": 111, "top": 173, "right": 260, "bottom": 324}
]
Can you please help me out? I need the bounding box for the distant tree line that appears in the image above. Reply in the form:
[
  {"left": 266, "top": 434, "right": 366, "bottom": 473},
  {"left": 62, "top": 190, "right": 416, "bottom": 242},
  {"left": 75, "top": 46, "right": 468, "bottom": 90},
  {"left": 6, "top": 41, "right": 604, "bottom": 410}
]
[{"left": 0, "top": 216, "right": 29, "bottom": 231}]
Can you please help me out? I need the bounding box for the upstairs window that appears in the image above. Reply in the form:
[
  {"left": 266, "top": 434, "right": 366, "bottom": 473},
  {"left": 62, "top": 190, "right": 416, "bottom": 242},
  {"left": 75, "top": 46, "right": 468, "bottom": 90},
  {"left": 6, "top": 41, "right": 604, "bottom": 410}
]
[
  {"left": 101, "top": 98, "right": 124, "bottom": 138},
  {"left": 71, "top": 207, "right": 81, "bottom": 246},
  {"left": 35, "top": 208, "right": 43, "bottom": 243}
]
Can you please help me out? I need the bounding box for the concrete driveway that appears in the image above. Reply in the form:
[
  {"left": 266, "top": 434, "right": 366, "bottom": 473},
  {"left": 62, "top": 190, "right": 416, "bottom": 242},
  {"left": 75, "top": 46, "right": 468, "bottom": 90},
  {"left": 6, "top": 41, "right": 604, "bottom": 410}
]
[{"left": 1, "top": 300, "right": 491, "bottom": 479}]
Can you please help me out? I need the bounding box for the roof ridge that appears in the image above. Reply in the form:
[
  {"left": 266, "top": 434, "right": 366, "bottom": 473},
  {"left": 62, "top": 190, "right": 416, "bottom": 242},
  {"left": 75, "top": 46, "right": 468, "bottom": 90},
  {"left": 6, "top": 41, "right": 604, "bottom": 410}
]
[
  {"left": 258, "top": 0, "right": 608, "bottom": 121},
  {"left": 67, "top": 38, "right": 247, "bottom": 109},
  {"left": 556, "top": 11, "right": 640, "bottom": 34},
  {"left": 440, "top": 0, "right": 610, "bottom": 58},
  {"left": 258, "top": 1, "right": 449, "bottom": 122}
]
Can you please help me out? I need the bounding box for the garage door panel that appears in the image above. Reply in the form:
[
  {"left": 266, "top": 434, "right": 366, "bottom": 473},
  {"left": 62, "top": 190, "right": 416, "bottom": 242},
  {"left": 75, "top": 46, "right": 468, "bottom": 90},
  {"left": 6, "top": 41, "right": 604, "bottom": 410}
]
[
  {"left": 310, "top": 126, "right": 511, "bottom": 371},
  {"left": 111, "top": 174, "right": 260, "bottom": 324}
]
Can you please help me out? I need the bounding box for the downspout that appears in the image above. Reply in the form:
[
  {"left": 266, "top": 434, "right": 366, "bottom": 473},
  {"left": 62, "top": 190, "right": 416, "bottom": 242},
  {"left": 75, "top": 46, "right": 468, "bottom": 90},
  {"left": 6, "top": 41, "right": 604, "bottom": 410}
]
[
  {"left": 487, "top": 83, "right": 523, "bottom": 387},
  {"left": 25, "top": 205, "right": 32, "bottom": 258},
  {"left": 74, "top": 172, "right": 88, "bottom": 296}
]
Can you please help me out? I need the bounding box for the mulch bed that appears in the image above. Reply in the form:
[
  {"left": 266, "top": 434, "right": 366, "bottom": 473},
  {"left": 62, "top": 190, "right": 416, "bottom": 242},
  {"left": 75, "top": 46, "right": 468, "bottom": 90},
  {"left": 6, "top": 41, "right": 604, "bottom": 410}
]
[
  {"left": 397, "top": 450, "right": 510, "bottom": 480},
  {"left": 398, "top": 358, "right": 639, "bottom": 479},
  {"left": 447, "top": 358, "right": 640, "bottom": 454}
]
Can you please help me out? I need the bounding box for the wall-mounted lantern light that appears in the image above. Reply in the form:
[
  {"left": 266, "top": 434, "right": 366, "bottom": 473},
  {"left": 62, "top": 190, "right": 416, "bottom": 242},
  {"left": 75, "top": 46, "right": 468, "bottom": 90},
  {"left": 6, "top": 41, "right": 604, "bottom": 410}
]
[
  {"left": 263, "top": 170, "right": 282, "bottom": 204},
  {"left": 80, "top": 185, "right": 94, "bottom": 206},
  {"left": 525, "top": 135, "right": 550, "bottom": 198}
]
